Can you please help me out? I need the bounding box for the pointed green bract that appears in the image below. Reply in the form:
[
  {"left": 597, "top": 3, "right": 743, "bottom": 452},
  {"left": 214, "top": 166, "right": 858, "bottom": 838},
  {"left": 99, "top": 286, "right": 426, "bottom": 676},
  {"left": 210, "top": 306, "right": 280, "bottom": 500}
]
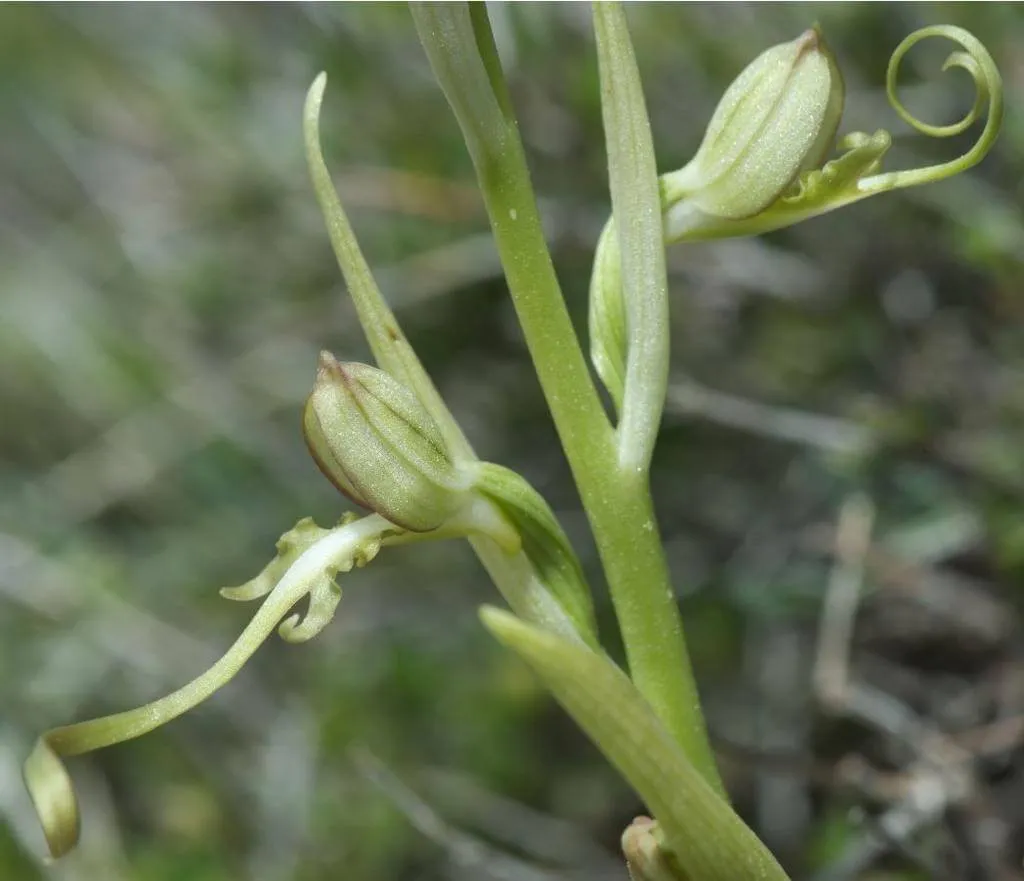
[
  {"left": 472, "top": 463, "right": 598, "bottom": 647},
  {"left": 593, "top": 3, "right": 670, "bottom": 474},
  {"left": 480, "top": 607, "right": 790, "bottom": 881},
  {"left": 303, "top": 75, "right": 474, "bottom": 461}
]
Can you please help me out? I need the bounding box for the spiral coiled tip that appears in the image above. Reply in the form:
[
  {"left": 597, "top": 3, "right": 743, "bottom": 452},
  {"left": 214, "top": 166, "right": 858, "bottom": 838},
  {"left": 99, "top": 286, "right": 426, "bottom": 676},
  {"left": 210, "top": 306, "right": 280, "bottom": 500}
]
[{"left": 882, "top": 24, "right": 1002, "bottom": 179}]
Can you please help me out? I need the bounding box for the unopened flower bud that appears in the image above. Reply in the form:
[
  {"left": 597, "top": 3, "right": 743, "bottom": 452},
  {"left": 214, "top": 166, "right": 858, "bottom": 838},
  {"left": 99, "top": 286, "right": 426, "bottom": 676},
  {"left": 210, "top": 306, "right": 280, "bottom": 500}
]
[
  {"left": 303, "top": 353, "right": 470, "bottom": 532},
  {"left": 663, "top": 27, "right": 844, "bottom": 238}
]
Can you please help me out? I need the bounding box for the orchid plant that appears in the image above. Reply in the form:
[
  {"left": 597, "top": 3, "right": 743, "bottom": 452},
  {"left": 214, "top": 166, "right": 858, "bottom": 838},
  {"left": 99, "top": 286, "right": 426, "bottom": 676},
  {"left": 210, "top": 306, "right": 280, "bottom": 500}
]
[{"left": 25, "top": 5, "right": 1001, "bottom": 879}]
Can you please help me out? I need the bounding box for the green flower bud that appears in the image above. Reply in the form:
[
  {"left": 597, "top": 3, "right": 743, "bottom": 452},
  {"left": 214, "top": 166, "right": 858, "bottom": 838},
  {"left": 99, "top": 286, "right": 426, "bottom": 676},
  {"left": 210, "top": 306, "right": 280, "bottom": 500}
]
[
  {"left": 663, "top": 27, "right": 844, "bottom": 238},
  {"left": 303, "top": 353, "right": 470, "bottom": 532}
]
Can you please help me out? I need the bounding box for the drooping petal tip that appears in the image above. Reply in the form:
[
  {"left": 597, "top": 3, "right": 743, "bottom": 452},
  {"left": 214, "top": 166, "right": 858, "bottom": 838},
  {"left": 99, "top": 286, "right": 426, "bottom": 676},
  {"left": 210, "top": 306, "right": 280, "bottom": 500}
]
[{"left": 24, "top": 739, "right": 80, "bottom": 860}]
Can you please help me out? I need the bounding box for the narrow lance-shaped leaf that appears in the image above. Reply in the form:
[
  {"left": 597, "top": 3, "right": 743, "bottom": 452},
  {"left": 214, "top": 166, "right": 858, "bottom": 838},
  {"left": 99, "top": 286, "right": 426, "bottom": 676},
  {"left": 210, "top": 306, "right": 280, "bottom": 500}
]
[
  {"left": 303, "top": 74, "right": 473, "bottom": 461},
  {"left": 480, "top": 607, "right": 791, "bottom": 881}
]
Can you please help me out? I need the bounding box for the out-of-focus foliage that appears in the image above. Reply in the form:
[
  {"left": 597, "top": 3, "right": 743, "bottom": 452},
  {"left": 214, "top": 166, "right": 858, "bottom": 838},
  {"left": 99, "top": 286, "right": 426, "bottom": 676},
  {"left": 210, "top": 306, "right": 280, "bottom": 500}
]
[{"left": 2, "top": 4, "right": 1023, "bottom": 880}]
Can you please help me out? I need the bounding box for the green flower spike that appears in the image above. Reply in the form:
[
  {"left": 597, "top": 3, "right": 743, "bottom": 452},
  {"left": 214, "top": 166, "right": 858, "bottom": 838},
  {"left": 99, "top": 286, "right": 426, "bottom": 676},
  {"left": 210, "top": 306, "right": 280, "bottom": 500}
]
[{"left": 24, "top": 513, "right": 399, "bottom": 859}]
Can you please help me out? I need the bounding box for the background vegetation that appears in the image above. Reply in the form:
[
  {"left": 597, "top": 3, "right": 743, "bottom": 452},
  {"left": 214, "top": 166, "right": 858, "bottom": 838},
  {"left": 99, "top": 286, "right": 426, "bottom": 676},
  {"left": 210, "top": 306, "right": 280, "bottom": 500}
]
[{"left": 2, "top": 4, "right": 1023, "bottom": 879}]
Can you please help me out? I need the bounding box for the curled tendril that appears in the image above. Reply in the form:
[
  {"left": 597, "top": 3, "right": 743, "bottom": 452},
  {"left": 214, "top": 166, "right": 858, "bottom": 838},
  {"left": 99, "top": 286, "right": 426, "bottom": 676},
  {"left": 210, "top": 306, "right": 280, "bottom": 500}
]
[
  {"left": 861, "top": 24, "right": 1003, "bottom": 193},
  {"left": 24, "top": 513, "right": 395, "bottom": 859}
]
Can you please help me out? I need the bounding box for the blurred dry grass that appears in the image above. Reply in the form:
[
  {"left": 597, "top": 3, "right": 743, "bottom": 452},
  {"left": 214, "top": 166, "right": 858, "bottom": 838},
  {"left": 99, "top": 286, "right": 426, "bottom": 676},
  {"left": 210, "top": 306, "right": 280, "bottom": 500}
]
[{"left": 2, "top": 4, "right": 1024, "bottom": 880}]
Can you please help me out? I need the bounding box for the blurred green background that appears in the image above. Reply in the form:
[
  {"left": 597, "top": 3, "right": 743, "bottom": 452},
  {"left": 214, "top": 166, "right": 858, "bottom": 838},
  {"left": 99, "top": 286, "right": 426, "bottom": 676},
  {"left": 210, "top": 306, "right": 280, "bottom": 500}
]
[{"left": 2, "top": 4, "right": 1024, "bottom": 880}]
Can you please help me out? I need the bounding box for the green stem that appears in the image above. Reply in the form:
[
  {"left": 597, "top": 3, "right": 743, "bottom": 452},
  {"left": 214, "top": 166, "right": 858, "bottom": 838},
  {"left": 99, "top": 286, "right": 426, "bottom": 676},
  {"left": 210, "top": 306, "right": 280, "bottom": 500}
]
[
  {"left": 594, "top": 476, "right": 723, "bottom": 795},
  {"left": 411, "top": 2, "right": 722, "bottom": 795},
  {"left": 471, "top": 128, "right": 616, "bottom": 475}
]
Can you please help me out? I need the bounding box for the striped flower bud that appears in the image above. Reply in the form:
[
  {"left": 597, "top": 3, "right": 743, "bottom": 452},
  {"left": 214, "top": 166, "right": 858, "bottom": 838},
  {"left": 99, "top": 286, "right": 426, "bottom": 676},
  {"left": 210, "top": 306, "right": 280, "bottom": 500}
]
[
  {"left": 663, "top": 27, "right": 844, "bottom": 239},
  {"left": 303, "top": 353, "right": 470, "bottom": 532}
]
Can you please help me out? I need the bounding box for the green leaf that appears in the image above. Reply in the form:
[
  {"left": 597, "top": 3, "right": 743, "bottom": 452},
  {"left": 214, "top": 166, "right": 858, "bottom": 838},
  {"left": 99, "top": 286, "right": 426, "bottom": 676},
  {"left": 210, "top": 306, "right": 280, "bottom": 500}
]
[{"left": 480, "top": 607, "right": 790, "bottom": 881}]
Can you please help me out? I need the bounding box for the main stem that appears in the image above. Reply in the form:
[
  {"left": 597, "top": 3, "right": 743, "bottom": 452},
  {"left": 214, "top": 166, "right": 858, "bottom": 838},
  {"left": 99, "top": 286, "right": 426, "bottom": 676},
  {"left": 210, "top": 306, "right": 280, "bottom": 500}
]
[
  {"left": 459, "top": 17, "right": 721, "bottom": 793},
  {"left": 480, "top": 153, "right": 721, "bottom": 793}
]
